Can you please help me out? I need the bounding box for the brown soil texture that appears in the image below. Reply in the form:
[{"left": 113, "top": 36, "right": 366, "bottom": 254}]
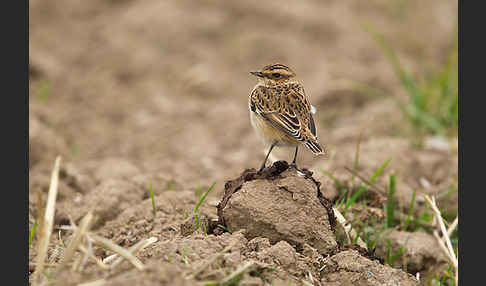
[{"left": 29, "top": 0, "right": 457, "bottom": 285}]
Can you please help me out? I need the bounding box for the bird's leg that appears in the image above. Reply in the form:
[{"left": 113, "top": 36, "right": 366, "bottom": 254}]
[
  {"left": 289, "top": 146, "right": 298, "bottom": 169},
  {"left": 259, "top": 143, "right": 276, "bottom": 172}
]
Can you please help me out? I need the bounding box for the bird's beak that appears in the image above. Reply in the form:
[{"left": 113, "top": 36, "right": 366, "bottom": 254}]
[{"left": 250, "top": 70, "right": 264, "bottom": 78}]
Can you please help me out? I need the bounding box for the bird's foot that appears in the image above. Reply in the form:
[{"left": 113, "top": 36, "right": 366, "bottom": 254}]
[
  {"left": 258, "top": 164, "right": 266, "bottom": 173},
  {"left": 288, "top": 162, "right": 298, "bottom": 170}
]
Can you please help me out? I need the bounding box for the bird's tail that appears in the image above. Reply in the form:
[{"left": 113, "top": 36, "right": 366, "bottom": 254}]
[{"left": 304, "top": 138, "right": 327, "bottom": 156}]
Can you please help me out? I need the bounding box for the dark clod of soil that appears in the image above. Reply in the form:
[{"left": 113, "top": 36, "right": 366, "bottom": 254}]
[{"left": 217, "top": 161, "right": 339, "bottom": 255}]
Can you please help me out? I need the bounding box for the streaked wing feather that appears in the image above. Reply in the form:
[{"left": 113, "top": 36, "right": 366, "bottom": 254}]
[
  {"left": 259, "top": 112, "right": 305, "bottom": 141},
  {"left": 250, "top": 84, "right": 312, "bottom": 143},
  {"left": 309, "top": 113, "right": 316, "bottom": 136}
]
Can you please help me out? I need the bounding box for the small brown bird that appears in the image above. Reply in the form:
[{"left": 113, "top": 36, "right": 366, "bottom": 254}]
[{"left": 249, "top": 63, "right": 326, "bottom": 171}]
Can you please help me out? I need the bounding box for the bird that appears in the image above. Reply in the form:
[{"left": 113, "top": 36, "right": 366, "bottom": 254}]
[{"left": 248, "top": 63, "right": 326, "bottom": 172}]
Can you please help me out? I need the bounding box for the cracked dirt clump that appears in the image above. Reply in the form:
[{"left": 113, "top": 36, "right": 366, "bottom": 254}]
[{"left": 219, "top": 161, "right": 338, "bottom": 255}]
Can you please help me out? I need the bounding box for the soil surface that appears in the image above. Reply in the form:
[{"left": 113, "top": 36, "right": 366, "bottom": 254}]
[{"left": 29, "top": 0, "right": 458, "bottom": 285}]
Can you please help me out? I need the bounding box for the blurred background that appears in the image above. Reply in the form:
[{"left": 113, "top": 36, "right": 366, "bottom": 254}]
[
  {"left": 29, "top": 0, "right": 458, "bottom": 283},
  {"left": 29, "top": 0, "right": 457, "bottom": 185}
]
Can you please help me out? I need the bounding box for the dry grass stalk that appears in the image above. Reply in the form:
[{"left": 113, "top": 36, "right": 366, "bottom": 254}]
[
  {"left": 424, "top": 195, "right": 458, "bottom": 285},
  {"left": 76, "top": 249, "right": 88, "bottom": 272},
  {"left": 72, "top": 255, "right": 82, "bottom": 272},
  {"left": 220, "top": 260, "right": 255, "bottom": 285},
  {"left": 76, "top": 279, "right": 106, "bottom": 286},
  {"left": 57, "top": 211, "right": 94, "bottom": 272},
  {"left": 306, "top": 271, "right": 314, "bottom": 283},
  {"left": 33, "top": 156, "right": 62, "bottom": 285},
  {"left": 447, "top": 216, "right": 458, "bottom": 236},
  {"left": 30, "top": 263, "right": 58, "bottom": 268},
  {"left": 78, "top": 245, "right": 110, "bottom": 270},
  {"left": 110, "top": 237, "right": 158, "bottom": 270},
  {"left": 301, "top": 280, "right": 314, "bottom": 286},
  {"left": 89, "top": 233, "right": 145, "bottom": 271},
  {"left": 424, "top": 196, "right": 457, "bottom": 267},
  {"left": 101, "top": 253, "right": 118, "bottom": 265},
  {"left": 198, "top": 269, "right": 225, "bottom": 280},
  {"left": 78, "top": 232, "right": 95, "bottom": 271},
  {"left": 69, "top": 214, "right": 78, "bottom": 228},
  {"left": 102, "top": 238, "right": 157, "bottom": 266},
  {"left": 333, "top": 207, "right": 367, "bottom": 249},
  {"left": 56, "top": 225, "right": 76, "bottom": 231},
  {"left": 432, "top": 231, "right": 455, "bottom": 266},
  {"left": 187, "top": 240, "right": 238, "bottom": 280},
  {"left": 58, "top": 230, "right": 65, "bottom": 247},
  {"left": 35, "top": 191, "right": 46, "bottom": 249}
]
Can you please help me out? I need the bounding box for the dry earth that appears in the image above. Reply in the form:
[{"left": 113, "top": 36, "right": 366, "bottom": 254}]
[{"left": 29, "top": 0, "right": 458, "bottom": 285}]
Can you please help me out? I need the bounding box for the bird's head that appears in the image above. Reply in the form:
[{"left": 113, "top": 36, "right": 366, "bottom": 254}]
[{"left": 250, "top": 63, "right": 297, "bottom": 86}]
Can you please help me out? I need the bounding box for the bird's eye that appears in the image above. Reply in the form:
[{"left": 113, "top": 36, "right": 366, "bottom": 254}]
[{"left": 273, "top": 73, "right": 281, "bottom": 78}]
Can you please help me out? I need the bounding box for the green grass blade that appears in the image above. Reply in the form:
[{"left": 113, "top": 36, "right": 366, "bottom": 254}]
[
  {"left": 217, "top": 224, "right": 229, "bottom": 232},
  {"left": 390, "top": 247, "right": 404, "bottom": 264},
  {"left": 369, "top": 157, "right": 392, "bottom": 183},
  {"left": 322, "top": 170, "right": 349, "bottom": 202},
  {"left": 193, "top": 181, "right": 216, "bottom": 214},
  {"left": 402, "top": 188, "right": 417, "bottom": 231},
  {"left": 149, "top": 184, "right": 156, "bottom": 217},
  {"left": 167, "top": 182, "right": 174, "bottom": 191},
  {"left": 385, "top": 173, "right": 396, "bottom": 228},
  {"left": 385, "top": 240, "right": 391, "bottom": 265},
  {"left": 36, "top": 80, "right": 51, "bottom": 102},
  {"left": 195, "top": 184, "right": 202, "bottom": 198},
  {"left": 364, "top": 22, "right": 458, "bottom": 136},
  {"left": 344, "top": 157, "right": 392, "bottom": 213},
  {"left": 353, "top": 133, "right": 362, "bottom": 171},
  {"left": 194, "top": 214, "right": 199, "bottom": 231},
  {"left": 363, "top": 24, "right": 422, "bottom": 106},
  {"left": 344, "top": 185, "right": 366, "bottom": 213},
  {"left": 353, "top": 228, "right": 363, "bottom": 245},
  {"left": 406, "top": 105, "right": 444, "bottom": 133},
  {"left": 413, "top": 204, "right": 433, "bottom": 231},
  {"left": 29, "top": 220, "right": 38, "bottom": 248},
  {"left": 351, "top": 134, "right": 362, "bottom": 189}
]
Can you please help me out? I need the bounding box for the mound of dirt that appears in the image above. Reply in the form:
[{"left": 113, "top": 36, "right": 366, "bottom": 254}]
[
  {"left": 375, "top": 230, "right": 448, "bottom": 274},
  {"left": 211, "top": 161, "right": 419, "bottom": 285},
  {"left": 321, "top": 250, "right": 419, "bottom": 285},
  {"left": 31, "top": 160, "right": 424, "bottom": 286},
  {"left": 218, "top": 161, "right": 338, "bottom": 255}
]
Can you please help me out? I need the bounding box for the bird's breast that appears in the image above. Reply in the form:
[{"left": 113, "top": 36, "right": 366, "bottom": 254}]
[{"left": 249, "top": 112, "right": 299, "bottom": 147}]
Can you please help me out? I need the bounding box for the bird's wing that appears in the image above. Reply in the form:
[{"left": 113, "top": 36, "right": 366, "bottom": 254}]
[{"left": 250, "top": 84, "right": 316, "bottom": 142}]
